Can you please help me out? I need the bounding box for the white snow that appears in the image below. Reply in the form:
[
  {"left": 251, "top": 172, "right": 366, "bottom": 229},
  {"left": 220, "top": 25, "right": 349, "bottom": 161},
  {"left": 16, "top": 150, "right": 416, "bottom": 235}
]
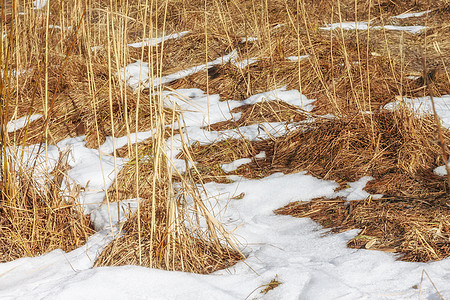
[
  {"left": 335, "top": 176, "right": 383, "bottom": 201},
  {"left": 222, "top": 158, "right": 252, "bottom": 173},
  {"left": 127, "top": 31, "right": 189, "bottom": 48},
  {"left": 286, "top": 55, "right": 310, "bottom": 61},
  {"left": 320, "top": 21, "right": 426, "bottom": 34},
  {"left": 434, "top": 165, "right": 447, "bottom": 176},
  {"left": 3, "top": 40, "right": 450, "bottom": 299},
  {"left": 0, "top": 68, "right": 27, "bottom": 78},
  {"left": 231, "top": 57, "right": 258, "bottom": 69},
  {"left": 118, "top": 60, "right": 150, "bottom": 90},
  {"left": 381, "top": 25, "right": 427, "bottom": 34},
  {"left": 2, "top": 169, "right": 449, "bottom": 299},
  {"left": 90, "top": 198, "right": 141, "bottom": 231},
  {"left": 321, "top": 21, "right": 370, "bottom": 31},
  {"left": 33, "top": 0, "right": 47, "bottom": 9},
  {"left": 392, "top": 10, "right": 431, "bottom": 19},
  {"left": 241, "top": 87, "right": 315, "bottom": 111},
  {"left": 48, "top": 25, "right": 72, "bottom": 31},
  {"left": 241, "top": 36, "right": 258, "bottom": 42},
  {"left": 386, "top": 95, "right": 450, "bottom": 180},
  {"left": 91, "top": 31, "right": 188, "bottom": 54},
  {"left": 385, "top": 95, "right": 450, "bottom": 128},
  {"left": 255, "top": 151, "right": 266, "bottom": 159},
  {"left": 119, "top": 50, "right": 239, "bottom": 90},
  {"left": 7, "top": 114, "right": 42, "bottom": 133}
]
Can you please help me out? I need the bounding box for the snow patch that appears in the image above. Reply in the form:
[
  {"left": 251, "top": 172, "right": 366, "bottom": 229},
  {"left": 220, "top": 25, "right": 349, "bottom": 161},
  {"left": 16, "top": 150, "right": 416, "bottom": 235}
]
[
  {"left": 392, "top": 10, "right": 431, "bottom": 19},
  {"left": 320, "top": 22, "right": 426, "bottom": 34},
  {"left": 384, "top": 95, "right": 450, "bottom": 128},
  {"left": 286, "top": 55, "right": 310, "bottom": 61},
  {"left": 222, "top": 158, "right": 252, "bottom": 173},
  {"left": 127, "top": 31, "right": 189, "bottom": 48},
  {"left": 7, "top": 114, "right": 42, "bottom": 133},
  {"left": 335, "top": 176, "right": 383, "bottom": 201},
  {"left": 33, "top": 0, "right": 47, "bottom": 9},
  {"left": 255, "top": 151, "right": 266, "bottom": 159}
]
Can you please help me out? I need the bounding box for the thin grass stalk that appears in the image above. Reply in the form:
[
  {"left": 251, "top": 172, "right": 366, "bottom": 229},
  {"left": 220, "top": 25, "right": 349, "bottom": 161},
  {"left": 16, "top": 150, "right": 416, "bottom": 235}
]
[
  {"left": 102, "top": 6, "right": 116, "bottom": 233},
  {"left": 375, "top": 0, "right": 401, "bottom": 96},
  {"left": 353, "top": 0, "right": 366, "bottom": 111},
  {"left": 0, "top": 1, "right": 12, "bottom": 204},
  {"left": 423, "top": 58, "right": 450, "bottom": 191},
  {"left": 108, "top": 1, "right": 126, "bottom": 225},
  {"left": 336, "top": 0, "right": 361, "bottom": 112},
  {"left": 298, "top": 0, "right": 335, "bottom": 113},
  {"left": 365, "top": 0, "right": 376, "bottom": 149},
  {"left": 135, "top": 0, "right": 152, "bottom": 266},
  {"left": 204, "top": 0, "right": 210, "bottom": 129}
]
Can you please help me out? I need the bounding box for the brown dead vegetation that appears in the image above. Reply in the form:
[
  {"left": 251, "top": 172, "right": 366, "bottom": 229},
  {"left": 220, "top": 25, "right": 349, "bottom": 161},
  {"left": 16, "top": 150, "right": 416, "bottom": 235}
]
[
  {"left": 94, "top": 198, "right": 243, "bottom": 273},
  {"left": 189, "top": 108, "right": 448, "bottom": 197},
  {"left": 96, "top": 135, "right": 243, "bottom": 272},
  {"left": 275, "top": 196, "right": 450, "bottom": 262},
  {"left": 0, "top": 151, "right": 94, "bottom": 262},
  {"left": 208, "top": 100, "right": 310, "bottom": 131},
  {"left": 2, "top": 0, "right": 450, "bottom": 267}
]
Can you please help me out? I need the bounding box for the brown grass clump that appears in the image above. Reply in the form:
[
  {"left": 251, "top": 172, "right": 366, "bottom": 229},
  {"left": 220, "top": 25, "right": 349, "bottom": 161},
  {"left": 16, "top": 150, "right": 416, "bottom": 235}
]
[
  {"left": 95, "top": 123, "right": 243, "bottom": 273},
  {"left": 167, "top": 61, "right": 281, "bottom": 101},
  {"left": 94, "top": 198, "right": 242, "bottom": 273},
  {"left": 272, "top": 108, "right": 447, "bottom": 196},
  {"left": 178, "top": 138, "right": 274, "bottom": 183},
  {"left": 188, "top": 108, "right": 447, "bottom": 197},
  {"left": 168, "top": 30, "right": 422, "bottom": 114},
  {"left": 8, "top": 52, "right": 172, "bottom": 149},
  {"left": 208, "top": 100, "right": 309, "bottom": 131},
  {"left": 275, "top": 196, "right": 450, "bottom": 262},
  {"left": 0, "top": 152, "right": 94, "bottom": 262},
  {"left": 183, "top": 107, "right": 448, "bottom": 197},
  {"left": 128, "top": 32, "right": 238, "bottom": 76}
]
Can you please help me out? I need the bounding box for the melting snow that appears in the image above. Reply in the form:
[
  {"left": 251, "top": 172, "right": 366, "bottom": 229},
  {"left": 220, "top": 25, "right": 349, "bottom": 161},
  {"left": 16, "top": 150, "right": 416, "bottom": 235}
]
[
  {"left": 33, "top": 0, "right": 47, "bottom": 9},
  {"left": 127, "top": 31, "right": 189, "bottom": 48},
  {"left": 7, "top": 114, "right": 42, "bottom": 133},
  {"left": 320, "top": 21, "right": 426, "bottom": 34},
  {"left": 385, "top": 95, "right": 450, "bottom": 128},
  {"left": 222, "top": 158, "right": 252, "bottom": 173},
  {"left": 2, "top": 40, "right": 450, "bottom": 299},
  {"left": 286, "top": 55, "right": 310, "bottom": 61},
  {"left": 392, "top": 10, "right": 431, "bottom": 19}
]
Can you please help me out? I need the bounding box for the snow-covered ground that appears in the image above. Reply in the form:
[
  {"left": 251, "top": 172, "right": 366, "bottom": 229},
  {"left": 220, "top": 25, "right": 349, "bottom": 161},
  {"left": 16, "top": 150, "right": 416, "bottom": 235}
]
[{"left": 3, "top": 26, "right": 450, "bottom": 299}]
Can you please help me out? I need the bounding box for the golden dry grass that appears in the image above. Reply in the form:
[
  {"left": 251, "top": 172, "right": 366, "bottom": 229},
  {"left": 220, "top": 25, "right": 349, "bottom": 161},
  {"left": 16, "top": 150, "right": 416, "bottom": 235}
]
[
  {"left": 1, "top": 0, "right": 450, "bottom": 267},
  {"left": 275, "top": 196, "right": 450, "bottom": 262},
  {"left": 186, "top": 108, "right": 449, "bottom": 197},
  {"left": 0, "top": 151, "right": 94, "bottom": 262},
  {"left": 94, "top": 199, "right": 243, "bottom": 272},
  {"left": 96, "top": 131, "right": 243, "bottom": 272},
  {"left": 272, "top": 109, "right": 445, "bottom": 186}
]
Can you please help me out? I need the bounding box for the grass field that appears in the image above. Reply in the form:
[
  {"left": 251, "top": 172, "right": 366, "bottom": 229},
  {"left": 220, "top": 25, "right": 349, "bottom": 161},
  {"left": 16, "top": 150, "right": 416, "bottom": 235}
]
[{"left": 1, "top": 0, "right": 450, "bottom": 298}]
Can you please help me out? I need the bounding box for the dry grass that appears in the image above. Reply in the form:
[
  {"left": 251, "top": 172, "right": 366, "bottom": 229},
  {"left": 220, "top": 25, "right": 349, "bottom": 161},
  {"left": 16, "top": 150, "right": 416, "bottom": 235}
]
[
  {"left": 0, "top": 151, "right": 94, "bottom": 262},
  {"left": 128, "top": 32, "right": 238, "bottom": 76},
  {"left": 1, "top": 0, "right": 450, "bottom": 268},
  {"left": 178, "top": 138, "right": 274, "bottom": 183},
  {"left": 272, "top": 109, "right": 448, "bottom": 196},
  {"left": 185, "top": 108, "right": 448, "bottom": 198},
  {"left": 94, "top": 198, "right": 242, "bottom": 273},
  {"left": 96, "top": 124, "right": 243, "bottom": 272},
  {"left": 275, "top": 196, "right": 450, "bottom": 262},
  {"left": 208, "top": 100, "right": 310, "bottom": 131}
]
